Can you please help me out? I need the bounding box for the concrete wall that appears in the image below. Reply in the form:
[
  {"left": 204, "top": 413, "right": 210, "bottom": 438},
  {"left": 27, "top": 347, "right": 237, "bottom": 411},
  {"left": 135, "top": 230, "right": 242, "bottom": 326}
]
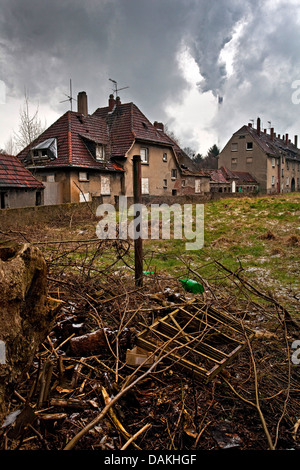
[{"left": 0, "top": 188, "right": 43, "bottom": 209}]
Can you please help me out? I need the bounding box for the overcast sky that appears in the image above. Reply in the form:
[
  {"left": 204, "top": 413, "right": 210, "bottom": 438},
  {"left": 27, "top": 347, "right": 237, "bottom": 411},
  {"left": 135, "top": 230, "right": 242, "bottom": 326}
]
[{"left": 1, "top": 0, "right": 300, "bottom": 155}]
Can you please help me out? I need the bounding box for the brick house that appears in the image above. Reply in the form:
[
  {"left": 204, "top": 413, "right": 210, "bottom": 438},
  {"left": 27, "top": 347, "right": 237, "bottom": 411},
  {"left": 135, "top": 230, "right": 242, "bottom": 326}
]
[
  {"left": 17, "top": 92, "right": 209, "bottom": 205},
  {"left": 0, "top": 152, "right": 44, "bottom": 209},
  {"left": 204, "top": 167, "right": 258, "bottom": 193},
  {"left": 218, "top": 117, "right": 300, "bottom": 193}
]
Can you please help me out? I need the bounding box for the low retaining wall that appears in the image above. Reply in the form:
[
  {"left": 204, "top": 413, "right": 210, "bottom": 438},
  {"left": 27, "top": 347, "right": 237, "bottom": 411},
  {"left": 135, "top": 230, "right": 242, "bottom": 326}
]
[
  {"left": 0, "top": 191, "right": 265, "bottom": 230},
  {"left": 0, "top": 200, "right": 99, "bottom": 230}
]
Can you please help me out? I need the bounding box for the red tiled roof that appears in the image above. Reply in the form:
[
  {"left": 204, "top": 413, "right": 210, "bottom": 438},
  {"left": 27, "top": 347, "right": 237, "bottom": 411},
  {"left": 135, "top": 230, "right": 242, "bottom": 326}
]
[
  {"left": 93, "top": 102, "right": 172, "bottom": 157},
  {"left": 17, "top": 97, "right": 198, "bottom": 175},
  {"left": 205, "top": 169, "right": 229, "bottom": 183},
  {"left": 0, "top": 153, "right": 44, "bottom": 189},
  {"left": 17, "top": 111, "right": 119, "bottom": 172},
  {"left": 231, "top": 171, "right": 257, "bottom": 183},
  {"left": 234, "top": 125, "right": 300, "bottom": 161},
  {"left": 205, "top": 167, "right": 257, "bottom": 184}
]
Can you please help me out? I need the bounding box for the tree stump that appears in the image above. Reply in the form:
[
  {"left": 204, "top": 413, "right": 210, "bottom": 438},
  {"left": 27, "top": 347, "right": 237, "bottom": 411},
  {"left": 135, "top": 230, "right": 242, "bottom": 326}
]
[{"left": 0, "top": 241, "right": 60, "bottom": 423}]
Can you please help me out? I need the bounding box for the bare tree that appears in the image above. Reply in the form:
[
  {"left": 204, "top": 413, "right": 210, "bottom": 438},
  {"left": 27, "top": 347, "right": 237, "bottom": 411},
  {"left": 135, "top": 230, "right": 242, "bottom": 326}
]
[
  {"left": 4, "top": 135, "right": 18, "bottom": 155},
  {"left": 14, "top": 92, "right": 46, "bottom": 152}
]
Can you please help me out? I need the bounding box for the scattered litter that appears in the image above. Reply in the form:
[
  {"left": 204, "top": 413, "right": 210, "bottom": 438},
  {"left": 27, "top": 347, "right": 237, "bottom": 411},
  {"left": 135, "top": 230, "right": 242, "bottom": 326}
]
[
  {"left": 211, "top": 422, "right": 242, "bottom": 449},
  {"left": 126, "top": 346, "right": 157, "bottom": 367},
  {"left": 179, "top": 278, "right": 204, "bottom": 294}
]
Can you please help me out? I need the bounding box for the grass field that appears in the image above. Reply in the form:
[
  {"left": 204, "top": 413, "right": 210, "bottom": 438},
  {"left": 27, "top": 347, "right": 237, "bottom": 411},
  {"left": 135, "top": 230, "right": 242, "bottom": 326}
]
[
  {"left": 1, "top": 192, "right": 299, "bottom": 316},
  {"left": 142, "top": 194, "right": 299, "bottom": 309}
]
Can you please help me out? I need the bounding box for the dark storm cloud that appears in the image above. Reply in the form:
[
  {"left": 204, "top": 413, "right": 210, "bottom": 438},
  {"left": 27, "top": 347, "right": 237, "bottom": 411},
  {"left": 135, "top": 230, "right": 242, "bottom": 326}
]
[
  {"left": 0, "top": 0, "right": 249, "bottom": 117},
  {"left": 212, "top": 1, "right": 300, "bottom": 146},
  {"left": 0, "top": 0, "right": 300, "bottom": 149}
]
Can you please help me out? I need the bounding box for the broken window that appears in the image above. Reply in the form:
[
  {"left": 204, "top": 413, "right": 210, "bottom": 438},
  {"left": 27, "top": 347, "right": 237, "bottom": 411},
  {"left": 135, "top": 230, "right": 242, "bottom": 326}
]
[
  {"left": 163, "top": 153, "right": 167, "bottom": 162},
  {"left": 171, "top": 169, "right": 177, "bottom": 179},
  {"left": 27, "top": 138, "right": 58, "bottom": 163},
  {"left": 246, "top": 142, "right": 253, "bottom": 150},
  {"left": 96, "top": 145, "right": 105, "bottom": 161},
  {"left": 35, "top": 191, "right": 42, "bottom": 206}
]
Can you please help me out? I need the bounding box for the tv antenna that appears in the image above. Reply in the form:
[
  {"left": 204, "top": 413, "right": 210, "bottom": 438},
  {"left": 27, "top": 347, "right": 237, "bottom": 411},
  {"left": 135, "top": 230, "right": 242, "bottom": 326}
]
[
  {"left": 60, "top": 79, "right": 76, "bottom": 111},
  {"left": 109, "top": 78, "right": 129, "bottom": 98}
]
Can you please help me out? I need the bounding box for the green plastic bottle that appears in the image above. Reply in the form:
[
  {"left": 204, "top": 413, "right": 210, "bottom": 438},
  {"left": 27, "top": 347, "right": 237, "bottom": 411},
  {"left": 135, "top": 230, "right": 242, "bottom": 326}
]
[{"left": 179, "top": 278, "right": 204, "bottom": 294}]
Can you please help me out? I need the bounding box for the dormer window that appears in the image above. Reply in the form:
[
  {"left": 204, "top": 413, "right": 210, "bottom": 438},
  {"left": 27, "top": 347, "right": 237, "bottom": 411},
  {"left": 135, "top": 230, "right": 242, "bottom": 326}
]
[
  {"left": 96, "top": 145, "right": 105, "bottom": 161},
  {"left": 28, "top": 138, "right": 57, "bottom": 163}
]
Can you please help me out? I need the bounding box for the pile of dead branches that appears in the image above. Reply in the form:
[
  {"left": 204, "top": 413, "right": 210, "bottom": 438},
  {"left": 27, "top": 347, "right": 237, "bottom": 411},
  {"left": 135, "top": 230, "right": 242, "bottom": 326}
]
[{"left": 0, "top": 235, "right": 299, "bottom": 451}]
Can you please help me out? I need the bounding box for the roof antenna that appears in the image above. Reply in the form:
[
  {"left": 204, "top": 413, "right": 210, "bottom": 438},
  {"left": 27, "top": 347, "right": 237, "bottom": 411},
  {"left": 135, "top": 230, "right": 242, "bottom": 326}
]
[
  {"left": 60, "top": 79, "right": 76, "bottom": 111},
  {"left": 109, "top": 78, "right": 129, "bottom": 98}
]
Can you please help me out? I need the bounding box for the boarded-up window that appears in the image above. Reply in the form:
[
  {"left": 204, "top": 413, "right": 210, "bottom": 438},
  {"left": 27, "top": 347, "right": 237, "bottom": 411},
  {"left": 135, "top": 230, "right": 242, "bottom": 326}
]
[
  {"left": 142, "top": 177, "right": 149, "bottom": 194},
  {"left": 47, "top": 174, "right": 55, "bottom": 182},
  {"left": 79, "top": 192, "right": 90, "bottom": 202},
  {"left": 195, "top": 179, "right": 201, "bottom": 193},
  {"left": 101, "top": 175, "right": 111, "bottom": 195},
  {"left": 79, "top": 172, "right": 89, "bottom": 181}
]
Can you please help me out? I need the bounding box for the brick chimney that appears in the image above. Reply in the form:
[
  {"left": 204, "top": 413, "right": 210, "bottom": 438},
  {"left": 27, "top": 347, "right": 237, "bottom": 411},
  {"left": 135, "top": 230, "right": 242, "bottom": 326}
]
[
  {"left": 294, "top": 135, "right": 298, "bottom": 148},
  {"left": 270, "top": 128, "right": 274, "bottom": 141},
  {"left": 285, "top": 133, "right": 289, "bottom": 145},
  {"left": 257, "top": 117, "right": 261, "bottom": 136},
  {"left": 154, "top": 121, "right": 164, "bottom": 132},
  {"left": 108, "top": 94, "right": 115, "bottom": 112},
  {"left": 77, "top": 91, "right": 88, "bottom": 116},
  {"left": 116, "top": 96, "right": 121, "bottom": 106}
]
